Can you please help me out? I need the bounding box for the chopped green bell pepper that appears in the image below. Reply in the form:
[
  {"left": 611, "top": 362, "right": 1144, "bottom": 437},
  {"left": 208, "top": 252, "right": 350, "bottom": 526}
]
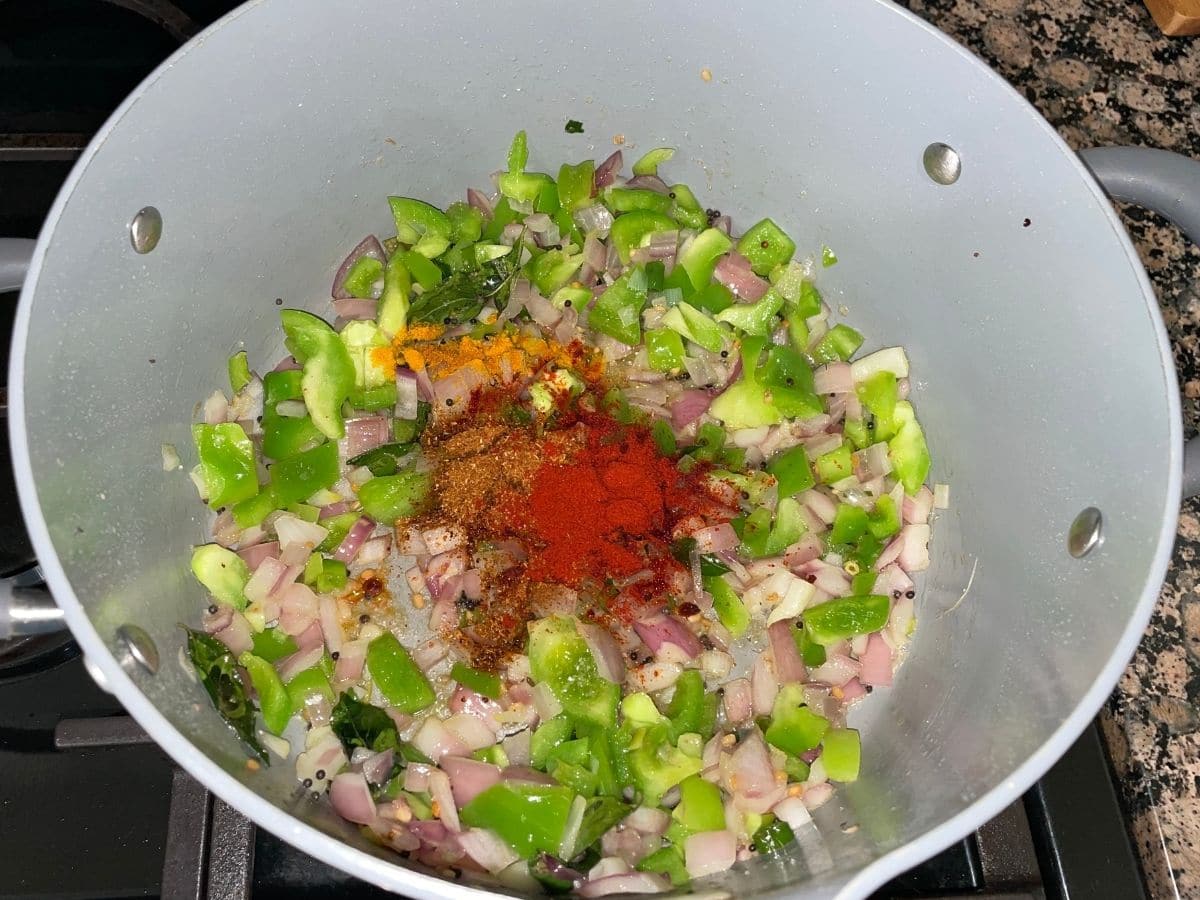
[
  {"left": 531, "top": 715, "right": 575, "bottom": 769},
  {"left": 672, "top": 774, "right": 725, "bottom": 832},
  {"left": 604, "top": 187, "right": 673, "bottom": 215},
  {"left": 270, "top": 441, "right": 339, "bottom": 505},
  {"left": 279, "top": 309, "right": 355, "bottom": 441},
  {"left": 231, "top": 487, "right": 278, "bottom": 529},
  {"left": 829, "top": 504, "right": 870, "bottom": 545},
  {"left": 815, "top": 442, "right": 854, "bottom": 484},
  {"left": 629, "top": 725, "right": 704, "bottom": 806},
  {"left": 378, "top": 253, "right": 411, "bottom": 338},
  {"left": 811, "top": 323, "right": 864, "bottom": 364},
  {"left": 357, "top": 470, "right": 432, "bottom": 523},
  {"left": 889, "top": 401, "right": 931, "bottom": 495},
  {"left": 676, "top": 228, "right": 732, "bottom": 291},
  {"left": 451, "top": 662, "right": 502, "bottom": 700},
  {"left": 856, "top": 371, "right": 899, "bottom": 441},
  {"left": 228, "top": 351, "right": 252, "bottom": 394},
  {"left": 609, "top": 211, "right": 677, "bottom": 264},
  {"left": 666, "top": 670, "right": 717, "bottom": 741},
  {"left": 252, "top": 627, "right": 298, "bottom": 663},
  {"left": 715, "top": 287, "right": 785, "bottom": 336},
  {"left": 736, "top": 218, "right": 796, "bottom": 276},
  {"left": 632, "top": 147, "right": 675, "bottom": 176},
  {"left": 400, "top": 250, "right": 443, "bottom": 291},
  {"left": 638, "top": 846, "right": 690, "bottom": 887},
  {"left": 768, "top": 445, "right": 815, "bottom": 497},
  {"left": 765, "top": 684, "right": 829, "bottom": 756},
  {"left": 753, "top": 816, "right": 796, "bottom": 853},
  {"left": 460, "top": 782, "right": 576, "bottom": 857},
  {"left": 588, "top": 267, "right": 648, "bottom": 346},
  {"left": 193, "top": 423, "right": 258, "bottom": 509},
  {"left": 650, "top": 419, "right": 677, "bottom": 456},
  {"left": 446, "top": 201, "right": 484, "bottom": 244},
  {"left": 316, "top": 558, "right": 348, "bottom": 594},
  {"left": 366, "top": 633, "right": 435, "bottom": 713},
  {"left": 689, "top": 281, "right": 734, "bottom": 314},
  {"left": 261, "top": 370, "right": 325, "bottom": 462},
  {"left": 528, "top": 616, "right": 619, "bottom": 728},
  {"left": 191, "top": 544, "right": 251, "bottom": 609},
  {"left": 821, "top": 728, "right": 861, "bottom": 782},
  {"left": 558, "top": 160, "right": 595, "bottom": 213},
  {"left": 668, "top": 183, "right": 707, "bottom": 231},
  {"left": 793, "top": 624, "right": 827, "bottom": 667},
  {"left": 739, "top": 506, "right": 775, "bottom": 558},
  {"left": 764, "top": 496, "right": 807, "bottom": 555},
  {"left": 659, "top": 301, "right": 727, "bottom": 353},
  {"left": 708, "top": 337, "right": 782, "bottom": 429},
  {"left": 499, "top": 171, "right": 554, "bottom": 204},
  {"left": 645, "top": 328, "right": 686, "bottom": 373},
  {"left": 239, "top": 652, "right": 291, "bottom": 735},
  {"left": 867, "top": 494, "right": 901, "bottom": 540},
  {"left": 705, "top": 574, "right": 749, "bottom": 637},
  {"left": 388, "top": 197, "right": 452, "bottom": 258},
  {"left": 342, "top": 255, "right": 384, "bottom": 298},
  {"left": 528, "top": 249, "right": 582, "bottom": 296},
  {"left": 803, "top": 595, "right": 890, "bottom": 646}
]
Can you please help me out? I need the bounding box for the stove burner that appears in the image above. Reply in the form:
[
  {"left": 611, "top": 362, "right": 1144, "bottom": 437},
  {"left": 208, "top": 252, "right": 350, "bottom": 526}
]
[{"left": 0, "top": 567, "right": 76, "bottom": 680}]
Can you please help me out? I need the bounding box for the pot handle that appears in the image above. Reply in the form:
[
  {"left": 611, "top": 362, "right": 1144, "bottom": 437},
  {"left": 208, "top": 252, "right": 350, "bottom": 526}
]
[
  {"left": 1080, "top": 147, "right": 1200, "bottom": 498},
  {"left": 0, "top": 238, "right": 66, "bottom": 637}
]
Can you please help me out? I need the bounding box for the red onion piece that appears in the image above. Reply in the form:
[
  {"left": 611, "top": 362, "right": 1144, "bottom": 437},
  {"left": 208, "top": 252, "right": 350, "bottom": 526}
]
[
  {"left": 332, "top": 298, "right": 377, "bottom": 320},
  {"left": 751, "top": 652, "right": 779, "bottom": 717},
  {"left": 692, "top": 522, "right": 738, "bottom": 554},
  {"left": 525, "top": 290, "right": 563, "bottom": 328},
  {"left": 713, "top": 252, "right": 769, "bottom": 301},
  {"left": 433, "top": 365, "right": 486, "bottom": 410},
  {"left": 449, "top": 686, "right": 503, "bottom": 732},
  {"left": 275, "top": 645, "right": 324, "bottom": 683},
  {"left": 278, "top": 581, "right": 320, "bottom": 636},
  {"left": 554, "top": 306, "right": 579, "bottom": 345},
  {"left": 332, "top": 236, "right": 387, "bottom": 300},
  {"left": 237, "top": 541, "right": 279, "bottom": 571},
  {"left": 784, "top": 534, "right": 825, "bottom": 569},
  {"left": 768, "top": 619, "right": 807, "bottom": 685},
  {"left": 441, "top": 756, "right": 502, "bottom": 808},
  {"left": 684, "top": 829, "right": 736, "bottom": 879},
  {"left": 722, "top": 677, "right": 753, "bottom": 724},
  {"left": 813, "top": 362, "right": 854, "bottom": 394},
  {"left": 461, "top": 569, "right": 482, "bottom": 602},
  {"left": 840, "top": 677, "right": 868, "bottom": 701},
  {"left": 903, "top": 486, "right": 934, "bottom": 525},
  {"left": 624, "top": 174, "right": 670, "bottom": 193},
  {"left": 202, "top": 604, "right": 234, "bottom": 634},
  {"left": 633, "top": 614, "right": 703, "bottom": 659},
  {"left": 713, "top": 214, "right": 732, "bottom": 235},
  {"left": 428, "top": 767, "right": 460, "bottom": 831},
  {"left": 413, "top": 366, "right": 437, "bottom": 402},
  {"left": 345, "top": 416, "right": 390, "bottom": 456},
  {"left": 594, "top": 150, "right": 623, "bottom": 190},
  {"left": 318, "top": 592, "right": 343, "bottom": 656},
  {"left": 810, "top": 652, "right": 860, "bottom": 687},
  {"left": 318, "top": 501, "right": 355, "bottom": 520},
  {"left": 330, "top": 772, "right": 377, "bottom": 825},
  {"left": 501, "top": 766, "right": 559, "bottom": 787},
  {"left": 577, "top": 622, "right": 626, "bottom": 683},
  {"left": 670, "top": 390, "right": 712, "bottom": 429},
  {"left": 858, "top": 632, "right": 893, "bottom": 687},
  {"left": 412, "top": 717, "right": 470, "bottom": 763},
  {"left": 412, "top": 637, "right": 447, "bottom": 671},
  {"left": 458, "top": 827, "right": 519, "bottom": 875},
  {"left": 624, "top": 806, "right": 670, "bottom": 836},
  {"left": 395, "top": 368, "right": 420, "bottom": 420},
  {"left": 898, "top": 523, "right": 931, "bottom": 573},
  {"left": 724, "top": 731, "right": 785, "bottom": 814},
  {"left": 467, "top": 188, "right": 494, "bottom": 217},
  {"left": 215, "top": 614, "right": 253, "bottom": 655},
  {"left": 333, "top": 516, "right": 375, "bottom": 564},
  {"left": 579, "top": 873, "right": 670, "bottom": 897},
  {"left": 874, "top": 533, "right": 905, "bottom": 571},
  {"left": 445, "top": 713, "right": 497, "bottom": 751},
  {"left": 361, "top": 748, "right": 395, "bottom": 786}
]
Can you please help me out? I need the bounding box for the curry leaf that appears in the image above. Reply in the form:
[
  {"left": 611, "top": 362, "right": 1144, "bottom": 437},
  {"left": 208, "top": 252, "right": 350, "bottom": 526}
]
[
  {"left": 330, "top": 692, "right": 431, "bottom": 763},
  {"left": 185, "top": 627, "right": 268, "bottom": 763},
  {"left": 407, "top": 255, "right": 517, "bottom": 325},
  {"left": 347, "top": 442, "right": 416, "bottom": 477}
]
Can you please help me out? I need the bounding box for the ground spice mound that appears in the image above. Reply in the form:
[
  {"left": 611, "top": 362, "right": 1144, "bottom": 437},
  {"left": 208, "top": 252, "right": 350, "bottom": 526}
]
[{"left": 415, "top": 381, "right": 737, "bottom": 669}]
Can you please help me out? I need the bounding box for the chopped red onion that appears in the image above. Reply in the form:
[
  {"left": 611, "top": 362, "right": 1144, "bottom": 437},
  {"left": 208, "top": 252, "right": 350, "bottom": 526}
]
[
  {"left": 768, "top": 619, "right": 808, "bottom": 685},
  {"left": 713, "top": 214, "right": 732, "bottom": 235},
  {"left": 393, "top": 368, "right": 421, "bottom": 421},
  {"left": 202, "top": 604, "right": 234, "bottom": 634},
  {"left": 813, "top": 362, "right": 854, "bottom": 394},
  {"left": 784, "top": 534, "right": 825, "bottom": 569},
  {"left": 333, "top": 517, "right": 375, "bottom": 564},
  {"left": 903, "top": 485, "right": 934, "bottom": 525},
  {"left": 573, "top": 203, "right": 614, "bottom": 237},
  {"left": 723, "top": 731, "right": 785, "bottom": 814},
  {"left": 624, "top": 174, "right": 670, "bottom": 193},
  {"left": 333, "top": 638, "right": 367, "bottom": 683},
  {"left": 432, "top": 364, "right": 485, "bottom": 410},
  {"left": 412, "top": 717, "right": 470, "bottom": 763},
  {"left": 330, "top": 772, "right": 377, "bottom": 825},
  {"left": 332, "top": 298, "right": 377, "bottom": 320},
  {"left": 773, "top": 796, "right": 813, "bottom": 831},
  {"left": 588, "top": 857, "right": 630, "bottom": 880},
  {"left": 275, "top": 645, "right": 324, "bottom": 683},
  {"left": 691, "top": 522, "right": 739, "bottom": 554},
  {"left": 751, "top": 652, "right": 779, "bottom": 717},
  {"left": 345, "top": 416, "right": 391, "bottom": 456},
  {"left": 317, "top": 589, "right": 344, "bottom": 653},
  {"left": 277, "top": 581, "right": 320, "bottom": 636},
  {"left": 237, "top": 541, "right": 279, "bottom": 571},
  {"left": 412, "top": 637, "right": 448, "bottom": 671},
  {"left": 577, "top": 622, "right": 626, "bottom": 683},
  {"left": 669, "top": 391, "right": 712, "bottom": 434},
  {"left": 897, "top": 523, "right": 931, "bottom": 573},
  {"left": 294, "top": 619, "right": 324, "bottom": 651},
  {"left": 441, "top": 756, "right": 502, "bottom": 808},
  {"left": 554, "top": 306, "right": 579, "bottom": 344},
  {"left": 593, "top": 150, "right": 623, "bottom": 190},
  {"left": 633, "top": 614, "right": 702, "bottom": 659},
  {"left": 525, "top": 289, "right": 563, "bottom": 328},
  {"left": 360, "top": 748, "right": 395, "bottom": 786},
  {"left": 458, "top": 827, "right": 520, "bottom": 875},
  {"left": 467, "top": 188, "right": 494, "bottom": 217},
  {"left": 445, "top": 713, "right": 497, "bottom": 751},
  {"left": 810, "top": 652, "right": 860, "bottom": 687},
  {"left": 684, "top": 829, "right": 736, "bottom": 879},
  {"left": 713, "top": 252, "right": 769, "bottom": 301},
  {"left": 853, "top": 442, "right": 893, "bottom": 481},
  {"left": 332, "top": 236, "right": 387, "bottom": 300},
  {"left": 202, "top": 390, "right": 229, "bottom": 425},
  {"left": 413, "top": 366, "right": 436, "bottom": 402},
  {"left": 579, "top": 872, "right": 670, "bottom": 897},
  {"left": 722, "top": 677, "right": 753, "bottom": 724},
  {"left": 501, "top": 766, "right": 559, "bottom": 787},
  {"left": 840, "top": 677, "right": 868, "bottom": 701},
  {"left": 427, "top": 768, "right": 460, "bottom": 832}
]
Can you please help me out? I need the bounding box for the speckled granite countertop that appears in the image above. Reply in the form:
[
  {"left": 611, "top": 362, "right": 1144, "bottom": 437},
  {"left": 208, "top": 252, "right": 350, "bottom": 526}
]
[{"left": 894, "top": 1, "right": 1200, "bottom": 896}]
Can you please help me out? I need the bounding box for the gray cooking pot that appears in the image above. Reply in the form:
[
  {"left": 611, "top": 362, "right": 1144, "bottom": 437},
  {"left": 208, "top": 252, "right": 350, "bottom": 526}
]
[{"left": 1, "top": 0, "right": 1198, "bottom": 896}]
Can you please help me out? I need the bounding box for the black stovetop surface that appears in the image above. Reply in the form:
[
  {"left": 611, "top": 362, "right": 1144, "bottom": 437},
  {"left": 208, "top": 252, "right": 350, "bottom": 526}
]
[{"left": 0, "top": 3, "right": 1150, "bottom": 898}]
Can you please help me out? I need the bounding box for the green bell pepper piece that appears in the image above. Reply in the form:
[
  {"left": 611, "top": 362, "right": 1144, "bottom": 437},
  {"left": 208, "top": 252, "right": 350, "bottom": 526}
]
[
  {"left": 252, "top": 627, "right": 298, "bottom": 663},
  {"left": 739, "top": 506, "right": 775, "bottom": 558},
  {"left": 446, "top": 201, "right": 484, "bottom": 244},
  {"left": 450, "top": 662, "right": 502, "bottom": 700},
  {"left": 843, "top": 417, "right": 872, "bottom": 450},
  {"left": 316, "top": 558, "right": 348, "bottom": 594},
  {"left": 342, "top": 255, "right": 384, "bottom": 298},
  {"left": 768, "top": 445, "right": 815, "bottom": 497},
  {"left": 388, "top": 197, "right": 452, "bottom": 258},
  {"left": 622, "top": 692, "right": 668, "bottom": 729},
  {"left": 704, "top": 574, "right": 749, "bottom": 638},
  {"left": 391, "top": 401, "right": 431, "bottom": 445},
  {"left": 821, "top": 728, "right": 861, "bottom": 782},
  {"left": 629, "top": 725, "right": 704, "bottom": 806},
  {"left": 340, "top": 320, "right": 391, "bottom": 400},
  {"left": 270, "top": 440, "right": 339, "bottom": 506},
  {"left": 535, "top": 180, "right": 561, "bottom": 215},
  {"left": 803, "top": 595, "right": 890, "bottom": 646},
  {"left": 761, "top": 344, "right": 816, "bottom": 395},
  {"left": 689, "top": 281, "right": 734, "bottom": 314},
  {"left": 851, "top": 570, "right": 878, "bottom": 595},
  {"left": 552, "top": 760, "right": 598, "bottom": 797},
  {"left": 228, "top": 351, "right": 252, "bottom": 394},
  {"left": 589, "top": 267, "right": 648, "bottom": 346},
  {"left": 401, "top": 250, "right": 443, "bottom": 291},
  {"left": 366, "top": 633, "right": 435, "bottom": 713},
  {"left": 822, "top": 245, "right": 838, "bottom": 267},
  {"left": 528, "top": 249, "right": 582, "bottom": 296},
  {"left": 528, "top": 616, "right": 619, "bottom": 728},
  {"left": 499, "top": 171, "right": 553, "bottom": 204},
  {"left": 632, "top": 147, "right": 675, "bottom": 176},
  {"left": 301, "top": 550, "right": 323, "bottom": 586},
  {"left": 815, "top": 442, "right": 854, "bottom": 484},
  {"left": 317, "top": 512, "right": 360, "bottom": 553},
  {"left": 193, "top": 423, "right": 258, "bottom": 509},
  {"left": 645, "top": 328, "right": 686, "bottom": 373},
  {"left": 231, "top": 487, "right": 278, "bottom": 529},
  {"left": 547, "top": 738, "right": 592, "bottom": 768},
  {"left": 659, "top": 301, "right": 727, "bottom": 353},
  {"left": 753, "top": 816, "right": 796, "bottom": 853},
  {"left": 261, "top": 370, "right": 325, "bottom": 462},
  {"left": 482, "top": 196, "right": 518, "bottom": 242},
  {"left": 764, "top": 496, "right": 807, "bottom": 556},
  {"left": 708, "top": 337, "right": 782, "bottom": 429},
  {"left": 459, "top": 782, "right": 576, "bottom": 857},
  {"left": 867, "top": 494, "right": 901, "bottom": 540},
  {"left": 575, "top": 796, "right": 634, "bottom": 857},
  {"left": 349, "top": 383, "right": 398, "bottom": 411},
  {"left": 604, "top": 186, "right": 673, "bottom": 215},
  {"left": 609, "top": 211, "right": 677, "bottom": 264},
  {"left": 357, "top": 470, "right": 432, "bottom": 523},
  {"left": 856, "top": 371, "right": 899, "bottom": 441},
  {"left": 638, "top": 846, "right": 690, "bottom": 887},
  {"left": 507, "top": 130, "right": 528, "bottom": 172},
  {"left": 191, "top": 544, "right": 251, "bottom": 609},
  {"left": 672, "top": 774, "right": 725, "bottom": 832},
  {"left": 531, "top": 715, "right": 575, "bottom": 769},
  {"left": 765, "top": 684, "right": 829, "bottom": 756},
  {"left": 829, "top": 504, "right": 870, "bottom": 545},
  {"left": 889, "top": 401, "right": 931, "bottom": 495},
  {"left": 736, "top": 218, "right": 796, "bottom": 276},
  {"left": 668, "top": 183, "right": 707, "bottom": 231},
  {"left": 239, "top": 652, "right": 291, "bottom": 735},
  {"left": 279, "top": 309, "right": 355, "bottom": 440},
  {"left": 811, "top": 323, "right": 864, "bottom": 364},
  {"left": 793, "top": 624, "right": 827, "bottom": 667},
  {"left": 676, "top": 228, "right": 732, "bottom": 290},
  {"left": 666, "top": 670, "right": 717, "bottom": 741},
  {"left": 715, "top": 287, "right": 785, "bottom": 336},
  {"left": 650, "top": 419, "right": 677, "bottom": 456},
  {"left": 558, "top": 160, "right": 595, "bottom": 213},
  {"left": 474, "top": 744, "right": 510, "bottom": 767},
  {"left": 377, "top": 253, "right": 411, "bottom": 338}
]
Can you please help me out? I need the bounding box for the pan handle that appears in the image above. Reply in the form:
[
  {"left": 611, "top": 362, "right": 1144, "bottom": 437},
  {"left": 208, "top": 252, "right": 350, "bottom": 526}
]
[
  {"left": 0, "top": 238, "right": 66, "bottom": 637},
  {"left": 1080, "top": 146, "right": 1200, "bottom": 499}
]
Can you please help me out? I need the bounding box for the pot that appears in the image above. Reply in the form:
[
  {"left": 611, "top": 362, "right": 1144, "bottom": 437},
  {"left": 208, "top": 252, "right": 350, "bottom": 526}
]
[{"left": 0, "top": 0, "right": 1197, "bottom": 896}]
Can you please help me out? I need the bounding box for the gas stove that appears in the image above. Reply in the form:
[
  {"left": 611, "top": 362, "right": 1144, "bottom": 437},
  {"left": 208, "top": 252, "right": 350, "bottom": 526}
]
[{"left": 0, "top": 3, "right": 1151, "bottom": 898}]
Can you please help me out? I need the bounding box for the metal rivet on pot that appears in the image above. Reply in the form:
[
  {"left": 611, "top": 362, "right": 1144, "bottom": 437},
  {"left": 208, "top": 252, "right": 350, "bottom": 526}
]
[
  {"left": 923, "top": 143, "right": 961, "bottom": 185},
  {"left": 129, "top": 206, "right": 162, "bottom": 254},
  {"left": 1068, "top": 507, "right": 1103, "bottom": 558},
  {"left": 116, "top": 623, "right": 160, "bottom": 674}
]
